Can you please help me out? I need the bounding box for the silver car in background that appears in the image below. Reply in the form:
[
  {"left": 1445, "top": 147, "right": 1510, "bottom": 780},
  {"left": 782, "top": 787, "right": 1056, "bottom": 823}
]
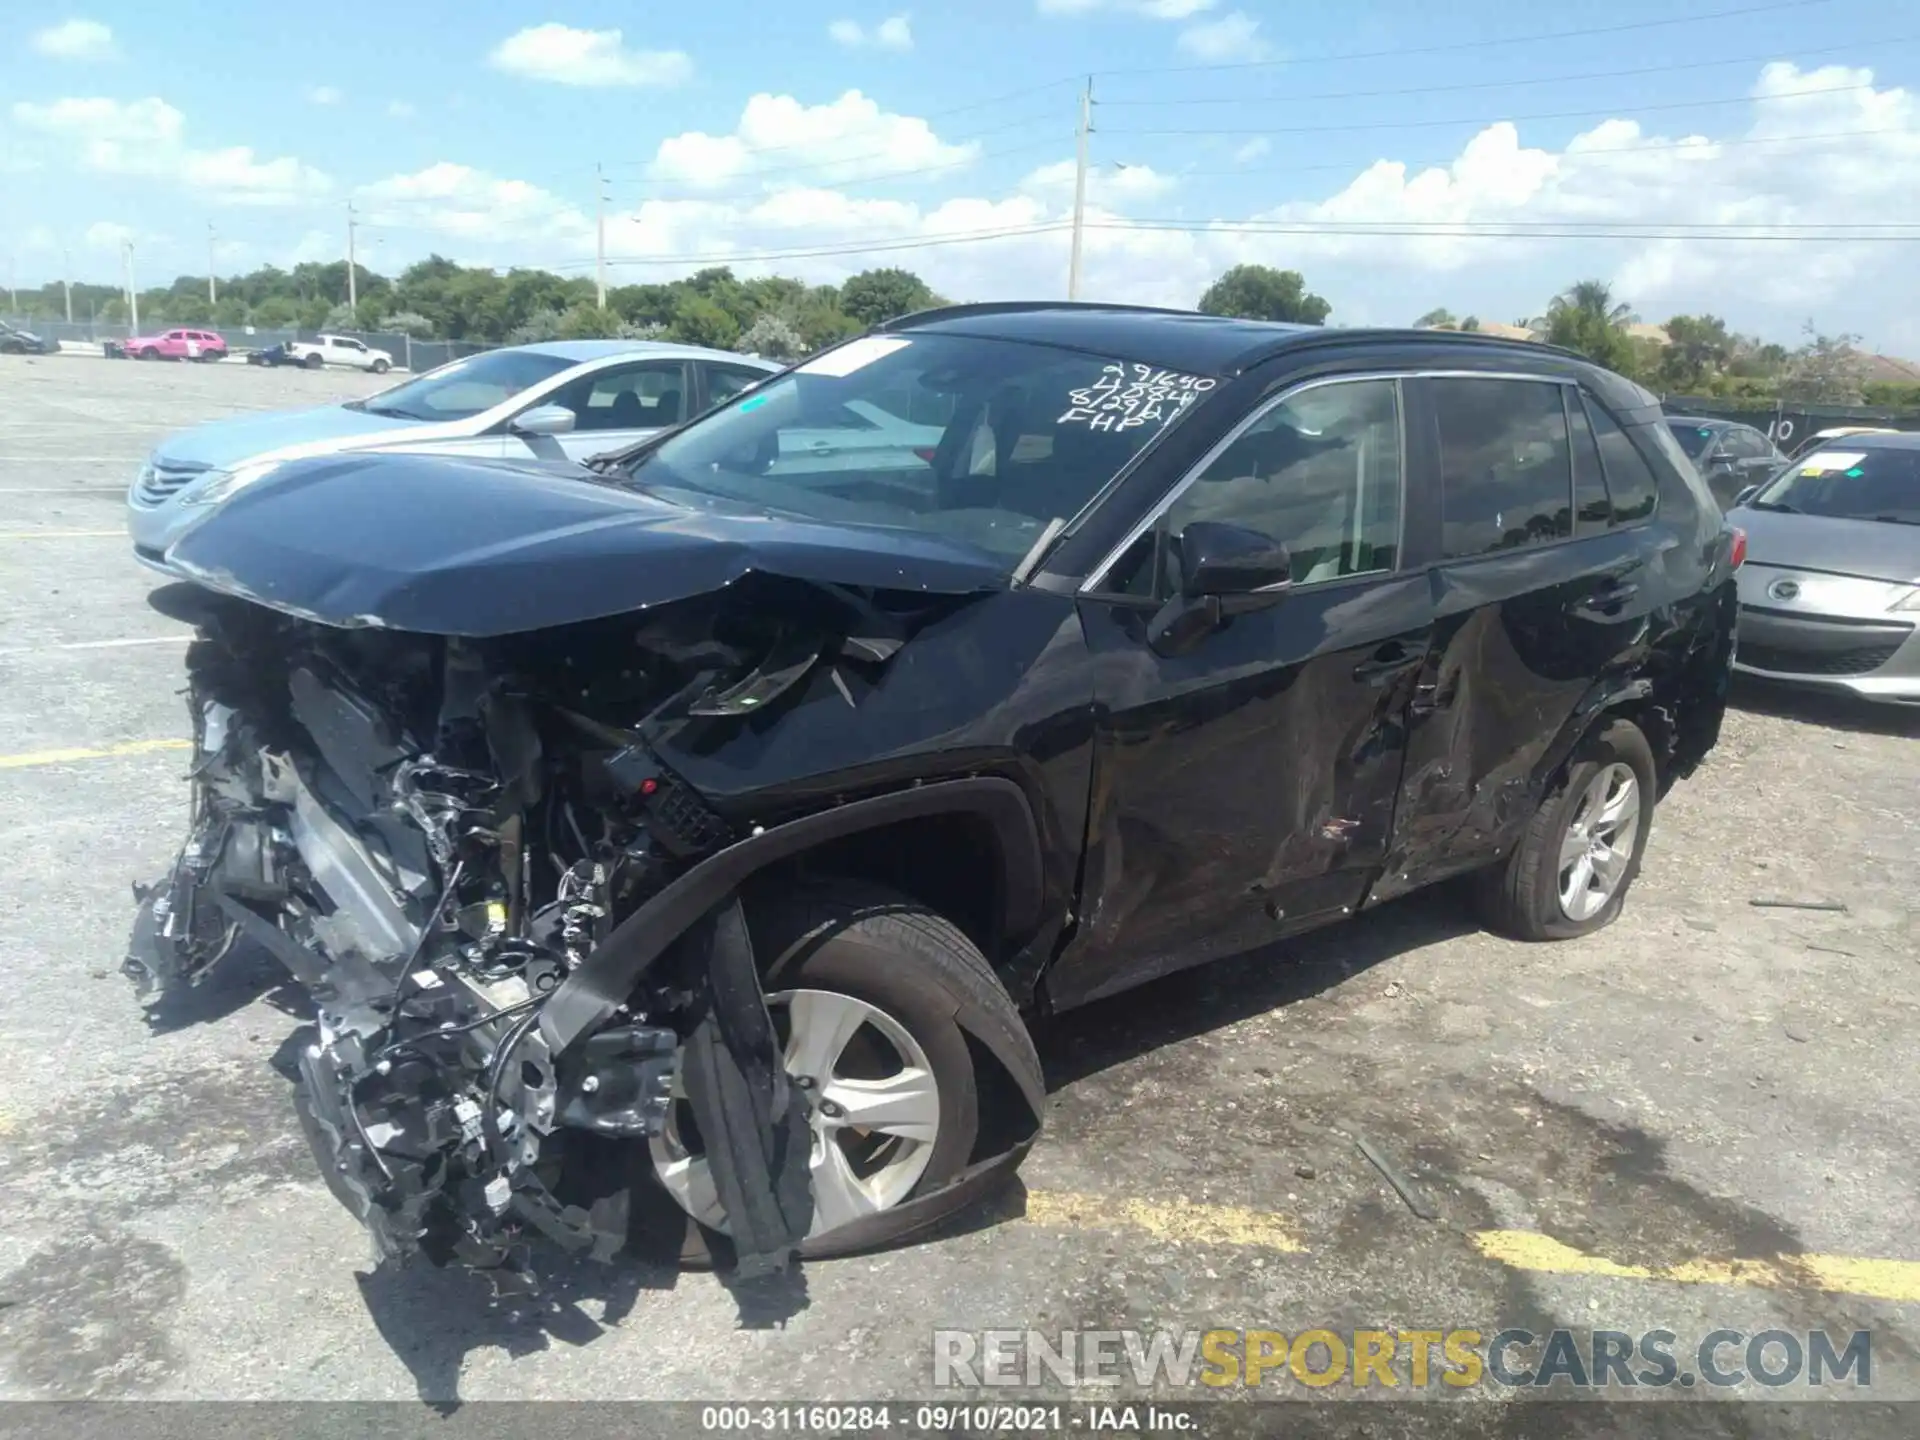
[
  {"left": 126, "top": 340, "right": 780, "bottom": 573},
  {"left": 1727, "top": 432, "right": 1920, "bottom": 703}
]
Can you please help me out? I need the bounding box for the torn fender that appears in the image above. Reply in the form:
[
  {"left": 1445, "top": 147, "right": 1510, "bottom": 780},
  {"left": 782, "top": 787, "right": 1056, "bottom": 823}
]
[
  {"left": 159, "top": 450, "right": 1007, "bottom": 637},
  {"left": 539, "top": 776, "right": 1047, "bottom": 1055}
]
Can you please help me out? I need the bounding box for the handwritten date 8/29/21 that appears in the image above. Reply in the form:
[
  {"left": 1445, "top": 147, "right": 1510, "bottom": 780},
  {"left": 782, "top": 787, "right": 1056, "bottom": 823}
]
[{"left": 698, "top": 1403, "right": 1202, "bottom": 1433}]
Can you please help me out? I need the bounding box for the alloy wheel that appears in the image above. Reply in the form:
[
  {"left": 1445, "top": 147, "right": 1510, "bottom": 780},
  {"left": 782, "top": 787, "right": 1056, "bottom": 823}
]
[
  {"left": 651, "top": 987, "right": 943, "bottom": 1237},
  {"left": 1557, "top": 762, "right": 1642, "bottom": 922}
]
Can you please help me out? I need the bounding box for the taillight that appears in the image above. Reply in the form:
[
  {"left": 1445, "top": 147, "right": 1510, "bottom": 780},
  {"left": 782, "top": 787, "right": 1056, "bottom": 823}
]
[
  {"left": 1728, "top": 527, "right": 1747, "bottom": 570},
  {"left": 913, "top": 447, "right": 937, "bottom": 463}
]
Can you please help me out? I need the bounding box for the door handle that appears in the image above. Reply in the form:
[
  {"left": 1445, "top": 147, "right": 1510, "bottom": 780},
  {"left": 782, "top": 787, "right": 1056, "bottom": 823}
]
[
  {"left": 1569, "top": 580, "right": 1639, "bottom": 618},
  {"left": 1352, "top": 642, "right": 1424, "bottom": 683}
]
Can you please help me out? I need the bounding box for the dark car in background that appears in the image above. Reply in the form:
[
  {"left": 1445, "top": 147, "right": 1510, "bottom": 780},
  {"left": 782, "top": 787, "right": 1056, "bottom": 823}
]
[
  {"left": 0, "top": 320, "right": 59, "bottom": 355},
  {"left": 127, "top": 306, "right": 1742, "bottom": 1288},
  {"left": 1728, "top": 431, "right": 1920, "bottom": 703},
  {"left": 1666, "top": 415, "right": 1786, "bottom": 509}
]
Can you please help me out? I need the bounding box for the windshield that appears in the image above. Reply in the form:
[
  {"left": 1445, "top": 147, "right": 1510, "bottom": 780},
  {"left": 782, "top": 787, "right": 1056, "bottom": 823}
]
[
  {"left": 618, "top": 333, "right": 1219, "bottom": 566},
  {"left": 1750, "top": 446, "right": 1920, "bottom": 524},
  {"left": 353, "top": 349, "right": 577, "bottom": 422},
  {"left": 1666, "top": 420, "right": 1714, "bottom": 459}
]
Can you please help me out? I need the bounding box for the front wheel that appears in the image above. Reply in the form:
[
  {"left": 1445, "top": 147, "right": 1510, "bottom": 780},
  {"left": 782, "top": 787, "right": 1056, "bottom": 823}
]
[
  {"left": 1474, "top": 718, "right": 1657, "bottom": 940},
  {"left": 138, "top": 348, "right": 159, "bottom": 361},
  {"left": 650, "top": 881, "right": 1032, "bottom": 1262},
  {"left": 370, "top": 358, "right": 390, "bottom": 374}
]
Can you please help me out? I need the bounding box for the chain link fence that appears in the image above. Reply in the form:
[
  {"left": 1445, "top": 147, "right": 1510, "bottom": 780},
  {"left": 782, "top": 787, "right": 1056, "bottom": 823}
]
[{"left": 1, "top": 314, "right": 496, "bottom": 373}]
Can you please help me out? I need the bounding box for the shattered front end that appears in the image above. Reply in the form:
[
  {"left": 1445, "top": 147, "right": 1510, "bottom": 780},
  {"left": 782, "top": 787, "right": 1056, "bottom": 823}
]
[{"left": 125, "top": 598, "right": 827, "bottom": 1285}]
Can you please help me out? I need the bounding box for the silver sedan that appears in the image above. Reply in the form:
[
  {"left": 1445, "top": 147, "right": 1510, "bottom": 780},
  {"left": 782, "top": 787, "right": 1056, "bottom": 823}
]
[
  {"left": 126, "top": 339, "right": 780, "bottom": 574},
  {"left": 1728, "top": 432, "right": 1920, "bottom": 703}
]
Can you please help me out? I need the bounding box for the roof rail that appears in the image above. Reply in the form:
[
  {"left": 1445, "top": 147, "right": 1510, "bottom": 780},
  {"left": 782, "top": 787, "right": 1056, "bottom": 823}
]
[{"left": 877, "top": 300, "right": 1209, "bottom": 331}]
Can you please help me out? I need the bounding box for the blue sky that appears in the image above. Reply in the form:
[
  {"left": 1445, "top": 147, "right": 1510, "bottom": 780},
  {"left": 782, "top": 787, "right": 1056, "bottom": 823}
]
[{"left": 8, "top": 0, "right": 1920, "bottom": 347}]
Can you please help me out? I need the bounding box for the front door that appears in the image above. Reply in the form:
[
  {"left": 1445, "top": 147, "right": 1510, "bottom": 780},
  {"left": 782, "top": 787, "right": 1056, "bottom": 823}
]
[
  {"left": 510, "top": 360, "right": 692, "bottom": 465},
  {"left": 1045, "top": 374, "right": 1433, "bottom": 1009}
]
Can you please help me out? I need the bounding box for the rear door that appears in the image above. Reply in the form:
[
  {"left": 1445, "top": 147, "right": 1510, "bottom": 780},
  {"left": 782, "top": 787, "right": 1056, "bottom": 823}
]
[
  {"left": 1046, "top": 373, "right": 1436, "bottom": 1007},
  {"left": 1379, "top": 374, "right": 1658, "bottom": 897}
]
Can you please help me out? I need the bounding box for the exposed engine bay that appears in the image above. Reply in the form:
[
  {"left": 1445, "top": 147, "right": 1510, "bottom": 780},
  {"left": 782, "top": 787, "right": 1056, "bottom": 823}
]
[{"left": 125, "top": 576, "right": 969, "bottom": 1288}]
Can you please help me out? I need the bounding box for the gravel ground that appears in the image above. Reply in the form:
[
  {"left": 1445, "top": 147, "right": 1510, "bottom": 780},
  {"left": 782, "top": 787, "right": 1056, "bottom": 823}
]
[{"left": 0, "top": 354, "right": 1915, "bottom": 1433}]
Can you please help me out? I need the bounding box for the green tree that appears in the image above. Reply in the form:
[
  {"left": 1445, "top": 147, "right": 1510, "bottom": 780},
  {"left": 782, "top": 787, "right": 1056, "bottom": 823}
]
[
  {"left": 670, "top": 293, "right": 741, "bottom": 349},
  {"left": 1415, "top": 307, "right": 1457, "bottom": 328},
  {"left": 838, "top": 267, "right": 937, "bottom": 327},
  {"left": 1782, "top": 322, "right": 1867, "bottom": 404},
  {"left": 1659, "top": 313, "right": 1733, "bottom": 390},
  {"left": 739, "top": 312, "right": 806, "bottom": 359},
  {"left": 1543, "top": 280, "right": 1637, "bottom": 374},
  {"left": 1196, "top": 265, "right": 1331, "bottom": 325}
]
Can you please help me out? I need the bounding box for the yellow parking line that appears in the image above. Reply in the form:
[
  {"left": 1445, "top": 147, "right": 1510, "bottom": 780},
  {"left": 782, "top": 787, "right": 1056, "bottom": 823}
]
[
  {"left": 1473, "top": 1230, "right": 1920, "bottom": 1305},
  {"left": 1015, "top": 1197, "right": 1920, "bottom": 1303},
  {"left": 0, "top": 737, "right": 190, "bottom": 769},
  {"left": 1023, "top": 1191, "right": 1305, "bottom": 1253},
  {"left": 0, "top": 529, "right": 123, "bottom": 539}
]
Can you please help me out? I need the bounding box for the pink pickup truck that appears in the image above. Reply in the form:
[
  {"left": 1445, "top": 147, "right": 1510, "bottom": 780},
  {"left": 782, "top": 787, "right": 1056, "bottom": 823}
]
[{"left": 107, "top": 328, "right": 230, "bottom": 362}]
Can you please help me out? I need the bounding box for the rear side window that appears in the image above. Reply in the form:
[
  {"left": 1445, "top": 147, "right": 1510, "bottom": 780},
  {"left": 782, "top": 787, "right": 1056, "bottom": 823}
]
[
  {"left": 1431, "top": 377, "right": 1573, "bottom": 559},
  {"left": 1568, "top": 394, "right": 1611, "bottom": 535},
  {"left": 1585, "top": 399, "right": 1659, "bottom": 524}
]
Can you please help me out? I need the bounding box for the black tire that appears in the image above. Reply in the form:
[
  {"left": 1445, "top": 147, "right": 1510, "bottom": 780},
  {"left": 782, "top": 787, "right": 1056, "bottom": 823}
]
[
  {"left": 139, "top": 347, "right": 159, "bottom": 361},
  {"left": 1473, "top": 717, "right": 1658, "bottom": 941},
  {"left": 371, "top": 358, "right": 390, "bottom": 374},
  {"left": 304, "top": 352, "right": 324, "bottom": 369},
  {"left": 663, "top": 879, "right": 1032, "bottom": 1265}
]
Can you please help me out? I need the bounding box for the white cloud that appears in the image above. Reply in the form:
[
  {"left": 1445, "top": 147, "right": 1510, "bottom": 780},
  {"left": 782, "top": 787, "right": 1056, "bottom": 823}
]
[
  {"left": 359, "top": 162, "right": 591, "bottom": 245},
  {"left": 829, "top": 15, "right": 914, "bottom": 49},
  {"left": 387, "top": 100, "right": 416, "bottom": 119},
  {"left": 307, "top": 85, "right": 342, "bottom": 105},
  {"left": 11, "top": 96, "right": 331, "bottom": 205},
  {"left": 31, "top": 19, "right": 115, "bottom": 60},
  {"left": 1233, "top": 137, "right": 1271, "bottom": 164},
  {"left": 342, "top": 61, "right": 1920, "bottom": 354},
  {"left": 1037, "top": 0, "right": 1215, "bottom": 17},
  {"left": 1021, "top": 158, "right": 1177, "bottom": 203},
  {"left": 84, "top": 221, "right": 135, "bottom": 251},
  {"left": 650, "top": 90, "right": 976, "bottom": 191},
  {"left": 488, "top": 24, "right": 692, "bottom": 88},
  {"left": 1178, "top": 11, "right": 1271, "bottom": 62}
]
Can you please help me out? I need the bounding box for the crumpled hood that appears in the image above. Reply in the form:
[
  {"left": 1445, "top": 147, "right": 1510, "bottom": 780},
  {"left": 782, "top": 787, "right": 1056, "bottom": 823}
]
[
  {"left": 1730, "top": 505, "right": 1920, "bottom": 584},
  {"left": 155, "top": 404, "right": 420, "bottom": 470},
  {"left": 161, "top": 450, "right": 1008, "bottom": 636}
]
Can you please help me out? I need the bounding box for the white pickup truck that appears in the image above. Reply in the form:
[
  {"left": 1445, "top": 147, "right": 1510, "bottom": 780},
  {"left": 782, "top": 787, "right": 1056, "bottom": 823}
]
[{"left": 285, "top": 334, "right": 396, "bottom": 373}]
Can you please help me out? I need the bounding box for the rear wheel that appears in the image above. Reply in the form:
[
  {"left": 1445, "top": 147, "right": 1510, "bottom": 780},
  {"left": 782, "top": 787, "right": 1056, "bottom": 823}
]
[
  {"left": 1474, "top": 718, "right": 1657, "bottom": 940},
  {"left": 649, "top": 881, "right": 1030, "bottom": 1262},
  {"left": 370, "top": 358, "right": 390, "bottom": 374},
  {"left": 304, "top": 352, "right": 324, "bottom": 370}
]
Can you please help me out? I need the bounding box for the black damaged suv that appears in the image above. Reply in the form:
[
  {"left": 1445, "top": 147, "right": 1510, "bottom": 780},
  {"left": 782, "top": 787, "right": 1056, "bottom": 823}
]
[{"left": 130, "top": 304, "right": 1741, "bottom": 1283}]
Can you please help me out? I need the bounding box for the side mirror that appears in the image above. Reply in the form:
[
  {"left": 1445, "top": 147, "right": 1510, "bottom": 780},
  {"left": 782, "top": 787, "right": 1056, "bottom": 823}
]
[
  {"left": 1732, "top": 484, "right": 1761, "bottom": 508},
  {"left": 512, "top": 404, "right": 576, "bottom": 436},
  {"left": 1709, "top": 452, "right": 1737, "bottom": 471},
  {"left": 1148, "top": 521, "right": 1292, "bottom": 658}
]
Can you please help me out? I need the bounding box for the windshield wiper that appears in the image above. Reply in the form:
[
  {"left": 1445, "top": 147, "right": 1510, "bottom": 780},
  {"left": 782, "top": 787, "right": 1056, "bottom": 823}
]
[
  {"left": 1748, "top": 499, "right": 1799, "bottom": 513},
  {"left": 1869, "top": 514, "right": 1920, "bottom": 526}
]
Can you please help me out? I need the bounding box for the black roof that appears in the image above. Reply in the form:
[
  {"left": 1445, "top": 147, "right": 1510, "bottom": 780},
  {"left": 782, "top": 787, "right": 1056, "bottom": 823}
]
[{"left": 880, "top": 301, "right": 1588, "bottom": 378}]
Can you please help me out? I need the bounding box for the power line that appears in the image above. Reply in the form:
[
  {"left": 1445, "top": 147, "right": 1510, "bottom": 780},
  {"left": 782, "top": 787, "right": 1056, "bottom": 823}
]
[
  {"left": 569, "top": 221, "right": 1074, "bottom": 271},
  {"left": 615, "top": 138, "right": 1064, "bottom": 209},
  {"left": 1095, "top": 35, "right": 1916, "bottom": 108},
  {"left": 1103, "top": 81, "right": 1879, "bottom": 137},
  {"left": 1095, "top": 218, "right": 1920, "bottom": 241},
  {"left": 1170, "top": 125, "right": 1907, "bottom": 180},
  {"left": 1096, "top": 0, "right": 1840, "bottom": 77}
]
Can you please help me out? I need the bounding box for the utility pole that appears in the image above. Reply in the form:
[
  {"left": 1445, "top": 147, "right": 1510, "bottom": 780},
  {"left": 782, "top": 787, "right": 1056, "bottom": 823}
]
[
  {"left": 1067, "top": 77, "right": 1093, "bottom": 301},
  {"left": 595, "top": 162, "right": 609, "bottom": 311},
  {"left": 62, "top": 249, "right": 73, "bottom": 323},
  {"left": 208, "top": 223, "right": 218, "bottom": 307},
  {"left": 6, "top": 257, "right": 15, "bottom": 313},
  {"left": 346, "top": 202, "right": 358, "bottom": 316},
  {"left": 124, "top": 240, "right": 138, "bottom": 333}
]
